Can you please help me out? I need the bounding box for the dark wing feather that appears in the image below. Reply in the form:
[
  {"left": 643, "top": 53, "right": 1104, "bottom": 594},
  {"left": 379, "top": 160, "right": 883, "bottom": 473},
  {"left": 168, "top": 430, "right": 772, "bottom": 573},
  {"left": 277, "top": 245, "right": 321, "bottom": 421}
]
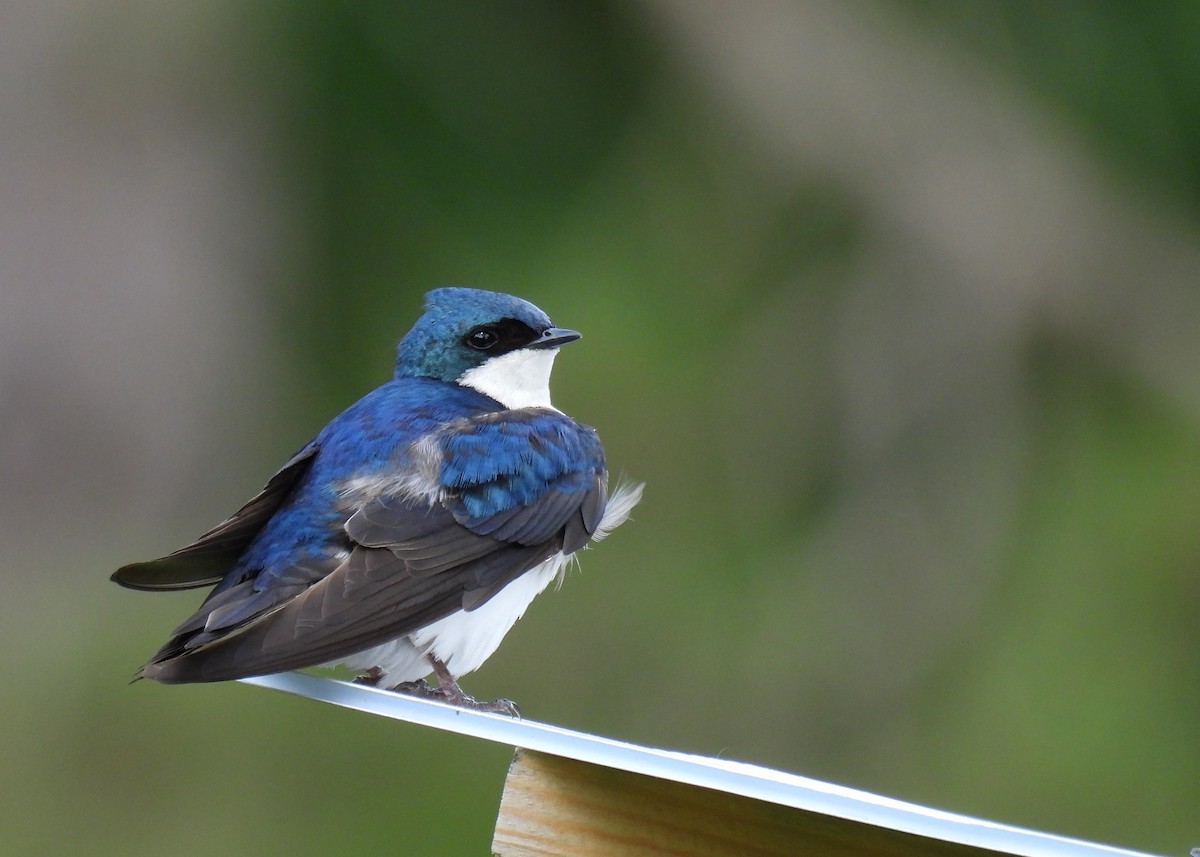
[
  {"left": 112, "top": 443, "right": 319, "bottom": 591},
  {"left": 143, "top": 540, "right": 558, "bottom": 682},
  {"left": 347, "top": 497, "right": 500, "bottom": 574},
  {"left": 344, "top": 496, "right": 453, "bottom": 546}
]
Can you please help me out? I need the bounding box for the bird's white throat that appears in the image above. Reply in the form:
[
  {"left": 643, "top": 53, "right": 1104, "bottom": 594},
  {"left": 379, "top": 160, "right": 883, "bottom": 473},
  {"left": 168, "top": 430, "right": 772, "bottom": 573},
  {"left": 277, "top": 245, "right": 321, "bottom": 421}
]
[{"left": 458, "top": 348, "right": 559, "bottom": 409}]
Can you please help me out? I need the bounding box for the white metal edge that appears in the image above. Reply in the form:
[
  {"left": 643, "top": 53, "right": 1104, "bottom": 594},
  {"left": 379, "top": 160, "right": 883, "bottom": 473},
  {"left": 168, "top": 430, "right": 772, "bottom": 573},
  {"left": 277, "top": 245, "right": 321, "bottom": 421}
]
[{"left": 240, "top": 672, "right": 1164, "bottom": 857}]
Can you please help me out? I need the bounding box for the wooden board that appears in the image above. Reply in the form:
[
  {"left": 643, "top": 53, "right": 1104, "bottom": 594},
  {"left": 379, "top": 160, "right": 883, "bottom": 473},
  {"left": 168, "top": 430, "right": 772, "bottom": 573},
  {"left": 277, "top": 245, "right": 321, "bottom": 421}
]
[{"left": 494, "top": 749, "right": 981, "bottom": 857}]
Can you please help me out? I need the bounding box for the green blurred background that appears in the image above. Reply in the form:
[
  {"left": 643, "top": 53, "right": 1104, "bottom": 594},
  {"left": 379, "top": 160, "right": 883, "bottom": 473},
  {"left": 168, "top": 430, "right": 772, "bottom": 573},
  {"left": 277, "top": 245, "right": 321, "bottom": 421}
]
[{"left": 3, "top": 2, "right": 1198, "bottom": 854}]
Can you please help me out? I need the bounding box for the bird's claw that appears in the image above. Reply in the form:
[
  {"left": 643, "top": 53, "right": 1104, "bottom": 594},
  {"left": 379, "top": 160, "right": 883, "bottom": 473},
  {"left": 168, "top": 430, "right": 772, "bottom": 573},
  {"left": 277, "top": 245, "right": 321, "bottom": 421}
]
[{"left": 461, "top": 696, "right": 521, "bottom": 718}]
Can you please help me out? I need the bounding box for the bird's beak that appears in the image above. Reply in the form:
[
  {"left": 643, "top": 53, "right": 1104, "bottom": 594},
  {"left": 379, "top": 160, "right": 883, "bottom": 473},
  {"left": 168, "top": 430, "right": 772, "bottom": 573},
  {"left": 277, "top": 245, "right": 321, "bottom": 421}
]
[{"left": 530, "top": 327, "right": 582, "bottom": 349}]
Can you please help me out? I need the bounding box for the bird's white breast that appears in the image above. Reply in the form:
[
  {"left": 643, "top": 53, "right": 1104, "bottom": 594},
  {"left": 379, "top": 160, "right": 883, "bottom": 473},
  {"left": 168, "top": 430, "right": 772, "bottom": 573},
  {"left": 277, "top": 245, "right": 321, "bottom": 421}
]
[
  {"left": 333, "top": 553, "right": 567, "bottom": 684},
  {"left": 458, "top": 348, "right": 559, "bottom": 409}
]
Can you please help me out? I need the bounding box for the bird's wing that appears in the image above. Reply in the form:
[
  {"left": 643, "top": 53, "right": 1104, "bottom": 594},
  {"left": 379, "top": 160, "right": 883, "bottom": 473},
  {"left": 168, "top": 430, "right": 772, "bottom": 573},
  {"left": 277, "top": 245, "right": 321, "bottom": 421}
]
[
  {"left": 111, "top": 443, "right": 319, "bottom": 591},
  {"left": 350, "top": 408, "right": 608, "bottom": 555},
  {"left": 141, "top": 409, "right": 610, "bottom": 683}
]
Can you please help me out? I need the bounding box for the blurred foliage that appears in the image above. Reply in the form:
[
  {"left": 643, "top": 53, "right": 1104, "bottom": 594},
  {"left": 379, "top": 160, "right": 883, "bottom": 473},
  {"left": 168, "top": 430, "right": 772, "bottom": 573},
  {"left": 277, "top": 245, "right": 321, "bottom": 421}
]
[
  {"left": 899, "top": 1, "right": 1200, "bottom": 210},
  {"left": 259, "top": 2, "right": 657, "bottom": 407},
  {"left": 5, "top": 2, "right": 1199, "bottom": 856}
]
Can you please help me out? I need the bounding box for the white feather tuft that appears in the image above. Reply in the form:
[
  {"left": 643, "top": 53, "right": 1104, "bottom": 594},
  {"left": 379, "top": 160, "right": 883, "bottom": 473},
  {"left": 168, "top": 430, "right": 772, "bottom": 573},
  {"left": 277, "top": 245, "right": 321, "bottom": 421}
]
[
  {"left": 593, "top": 480, "right": 644, "bottom": 541},
  {"left": 336, "top": 434, "right": 444, "bottom": 507}
]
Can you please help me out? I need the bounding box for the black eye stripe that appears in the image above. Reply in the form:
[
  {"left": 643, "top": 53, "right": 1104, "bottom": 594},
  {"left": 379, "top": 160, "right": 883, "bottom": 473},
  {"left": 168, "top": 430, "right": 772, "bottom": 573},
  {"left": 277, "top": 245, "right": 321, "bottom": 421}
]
[{"left": 463, "top": 319, "right": 540, "bottom": 354}]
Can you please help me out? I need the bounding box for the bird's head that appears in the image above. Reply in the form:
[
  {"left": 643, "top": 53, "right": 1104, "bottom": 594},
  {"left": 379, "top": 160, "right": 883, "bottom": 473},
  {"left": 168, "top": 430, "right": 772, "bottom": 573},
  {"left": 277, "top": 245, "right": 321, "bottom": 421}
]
[{"left": 395, "top": 287, "right": 581, "bottom": 408}]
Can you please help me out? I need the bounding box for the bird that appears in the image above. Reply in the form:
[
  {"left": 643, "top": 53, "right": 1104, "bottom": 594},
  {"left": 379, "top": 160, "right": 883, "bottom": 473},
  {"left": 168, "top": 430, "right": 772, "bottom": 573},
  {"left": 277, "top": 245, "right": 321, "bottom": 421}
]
[{"left": 112, "top": 287, "right": 643, "bottom": 715}]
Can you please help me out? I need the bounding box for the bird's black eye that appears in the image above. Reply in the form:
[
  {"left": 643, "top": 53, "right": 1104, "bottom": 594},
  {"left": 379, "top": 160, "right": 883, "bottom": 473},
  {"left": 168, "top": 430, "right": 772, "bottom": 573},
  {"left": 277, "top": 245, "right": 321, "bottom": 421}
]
[{"left": 465, "top": 326, "right": 501, "bottom": 350}]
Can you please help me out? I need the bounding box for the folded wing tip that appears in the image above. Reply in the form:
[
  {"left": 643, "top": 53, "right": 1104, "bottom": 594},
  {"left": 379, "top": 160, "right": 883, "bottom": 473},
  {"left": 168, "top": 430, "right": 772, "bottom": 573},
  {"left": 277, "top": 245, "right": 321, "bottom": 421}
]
[{"left": 110, "top": 559, "right": 224, "bottom": 591}]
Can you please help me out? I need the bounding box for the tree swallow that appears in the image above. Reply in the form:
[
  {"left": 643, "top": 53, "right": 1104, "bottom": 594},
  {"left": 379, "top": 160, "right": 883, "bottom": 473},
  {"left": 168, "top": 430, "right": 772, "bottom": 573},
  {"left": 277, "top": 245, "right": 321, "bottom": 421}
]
[{"left": 112, "top": 287, "right": 643, "bottom": 715}]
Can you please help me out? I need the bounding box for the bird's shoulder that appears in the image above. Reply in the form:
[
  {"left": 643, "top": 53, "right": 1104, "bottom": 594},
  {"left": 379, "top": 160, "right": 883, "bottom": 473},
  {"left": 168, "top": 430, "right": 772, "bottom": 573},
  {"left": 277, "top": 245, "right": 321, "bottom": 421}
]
[{"left": 320, "top": 376, "right": 500, "bottom": 441}]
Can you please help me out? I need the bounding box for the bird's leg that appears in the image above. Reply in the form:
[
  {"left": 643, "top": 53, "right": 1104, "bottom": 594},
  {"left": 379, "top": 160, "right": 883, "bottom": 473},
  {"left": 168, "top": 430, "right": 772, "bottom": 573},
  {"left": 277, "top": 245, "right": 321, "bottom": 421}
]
[
  {"left": 427, "top": 656, "right": 521, "bottom": 718},
  {"left": 428, "top": 657, "right": 468, "bottom": 702}
]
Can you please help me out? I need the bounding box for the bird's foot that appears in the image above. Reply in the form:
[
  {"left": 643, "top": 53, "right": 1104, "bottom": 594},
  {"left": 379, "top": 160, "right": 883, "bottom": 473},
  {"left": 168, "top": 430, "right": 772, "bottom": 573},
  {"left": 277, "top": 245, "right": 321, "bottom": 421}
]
[
  {"left": 385, "top": 656, "right": 522, "bottom": 717},
  {"left": 390, "top": 678, "right": 437, "bottom": 697},
  {"left": 390, "top": 679, "right": 521, "bottom": 717},
  {"left": 428, "top": 655, "right": 520, "bottom": 717},
  {"left": 353, "top": 667, "right": 386, "bottom": 687}
]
